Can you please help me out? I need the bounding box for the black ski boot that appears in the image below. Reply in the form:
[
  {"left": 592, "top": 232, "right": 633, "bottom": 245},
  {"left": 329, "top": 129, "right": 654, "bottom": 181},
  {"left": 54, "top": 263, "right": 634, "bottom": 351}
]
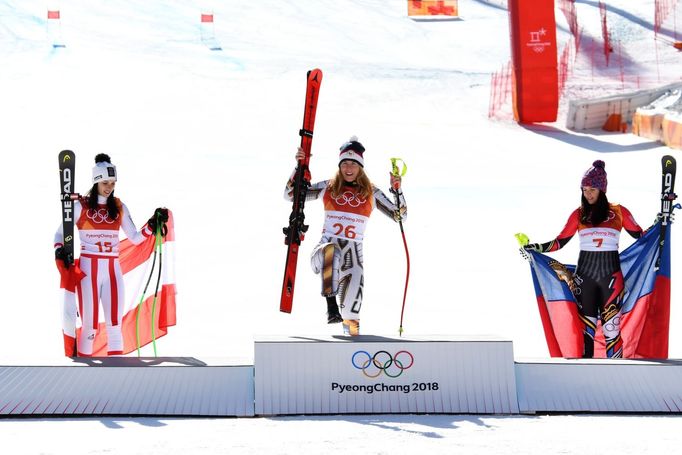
[
  {"left": 326, "top": 296, "right": 342, "bottom": 324},
  {"left": 582, "top": 333, "right": 594, "bottom": 358}
]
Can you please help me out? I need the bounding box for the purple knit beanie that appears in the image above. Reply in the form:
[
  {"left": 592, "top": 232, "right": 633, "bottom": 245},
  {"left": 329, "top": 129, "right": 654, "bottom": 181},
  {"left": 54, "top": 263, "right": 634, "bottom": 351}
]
[{"left": 581, "top": 160, "right": 607, "bottom": 193}]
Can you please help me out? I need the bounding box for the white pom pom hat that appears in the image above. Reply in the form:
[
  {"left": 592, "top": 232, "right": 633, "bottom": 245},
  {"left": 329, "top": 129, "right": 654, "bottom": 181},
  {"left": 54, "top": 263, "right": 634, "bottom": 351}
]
[{"left": 92, "top": 161, "right": 117, "bottom": 184}]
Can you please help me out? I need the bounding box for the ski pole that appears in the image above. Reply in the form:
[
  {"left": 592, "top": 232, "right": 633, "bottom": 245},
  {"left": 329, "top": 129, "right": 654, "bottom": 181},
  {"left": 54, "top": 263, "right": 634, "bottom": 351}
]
[
  {"left": 135, "top": 213, "right": 165, "bottom": 357},
  {"left": 135, "top": 222, "right": 160, "bottom": 357},
  {"left": 390, "top": 158, "right": 409, "bottom": 336},
  {"left": 150, "top": 221, "right": 164, "bottom": 357}
]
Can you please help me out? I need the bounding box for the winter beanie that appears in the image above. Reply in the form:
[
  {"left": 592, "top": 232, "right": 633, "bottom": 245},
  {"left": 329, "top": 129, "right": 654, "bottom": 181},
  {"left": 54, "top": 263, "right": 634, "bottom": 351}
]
[
  {"left": 581, "top": 160, "right": 607, "bottom": 193},
  {"left": 338, "top": 136, "right": 365, "bottom": 167},
  {"left": 92, "top": 153, "right": 117, "bottom": 184}
]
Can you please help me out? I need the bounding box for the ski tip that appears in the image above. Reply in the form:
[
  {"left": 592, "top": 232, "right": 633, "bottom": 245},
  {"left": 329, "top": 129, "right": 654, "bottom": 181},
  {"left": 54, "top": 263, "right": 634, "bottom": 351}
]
[
  {"left": 59, "top": 150, "right": 75, "bottom": 162},
  {"left": 307, "top": 68, "right": 323, "bottom": 82}
]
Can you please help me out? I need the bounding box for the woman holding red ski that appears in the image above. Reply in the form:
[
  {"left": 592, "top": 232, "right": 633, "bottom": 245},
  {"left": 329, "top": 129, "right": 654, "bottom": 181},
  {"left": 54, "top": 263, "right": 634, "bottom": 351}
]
[{"left": 285, "top": 137, "right": 407, "bottom": 336}]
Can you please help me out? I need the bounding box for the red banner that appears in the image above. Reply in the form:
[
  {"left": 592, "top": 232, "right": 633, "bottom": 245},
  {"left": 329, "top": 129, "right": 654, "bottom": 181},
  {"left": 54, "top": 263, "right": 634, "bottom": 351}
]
[
  {"left": 201, "top": 13, "right": 214, "bottom": 23},
  {"left": 47, "top": 10, "right": 60, "bottom": 20},
  {"left": 508, "top": 0, "right": 558, "bottom": 123}
]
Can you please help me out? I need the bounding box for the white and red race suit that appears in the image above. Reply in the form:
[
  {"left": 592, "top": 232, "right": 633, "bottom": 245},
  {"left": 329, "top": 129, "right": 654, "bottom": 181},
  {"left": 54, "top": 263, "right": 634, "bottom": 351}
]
[{"left": 54, "top": 195, "right": 150, "bottom": 356}]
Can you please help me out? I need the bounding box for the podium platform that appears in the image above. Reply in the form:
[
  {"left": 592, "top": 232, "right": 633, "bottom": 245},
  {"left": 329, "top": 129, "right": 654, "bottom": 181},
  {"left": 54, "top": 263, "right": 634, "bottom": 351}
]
[
  {"left": 254, "top": 335, "right": 519, "bottom": 415},
  {"left": 516, "top": 358, "right": 682, "bottom": 413},
  {"left": 0, "top": 357, "right": 254, "bottom": 416},
  {"left": 2, "top": 337, "right": 682, "bottom": 416}
]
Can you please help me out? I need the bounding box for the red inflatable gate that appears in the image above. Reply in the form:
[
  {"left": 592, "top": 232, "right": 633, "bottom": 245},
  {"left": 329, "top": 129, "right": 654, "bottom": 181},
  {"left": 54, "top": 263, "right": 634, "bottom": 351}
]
[{"left": 508, "top": 0, "right": 559, "bottom": 123}]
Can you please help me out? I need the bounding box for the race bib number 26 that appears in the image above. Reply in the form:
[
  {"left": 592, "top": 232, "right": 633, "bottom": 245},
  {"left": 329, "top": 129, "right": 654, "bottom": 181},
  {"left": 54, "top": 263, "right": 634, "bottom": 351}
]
[{"left": 324, "top": 211, "right": 368, "bottom": 242}]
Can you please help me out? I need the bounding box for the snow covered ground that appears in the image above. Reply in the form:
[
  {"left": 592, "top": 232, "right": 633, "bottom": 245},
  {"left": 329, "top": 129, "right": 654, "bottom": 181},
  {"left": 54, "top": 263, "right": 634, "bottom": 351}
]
[
  {"left": 2, "top": 0, "right": 682, "bottom": 452},
  {"left": 3, "top": 413, "right": 682, "bottom": 455}
]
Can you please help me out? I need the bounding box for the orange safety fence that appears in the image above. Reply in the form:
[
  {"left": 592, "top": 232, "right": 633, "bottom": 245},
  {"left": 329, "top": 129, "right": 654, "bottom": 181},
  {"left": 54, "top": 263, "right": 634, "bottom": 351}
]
[
  {"left": 488, "top": 61, "right": 512, "bottom": 118},
  {"left": 558, "top": 38, "right": 575, "bottom": 96},
  {"left": 655, "top": 0, "right": 679, "bottom": 36},
  {"left": 558, "top": 0, "right": 580, "bottom": 52},
  {"left": 600, "top": 1, "right": 611, "bottom": 66}
]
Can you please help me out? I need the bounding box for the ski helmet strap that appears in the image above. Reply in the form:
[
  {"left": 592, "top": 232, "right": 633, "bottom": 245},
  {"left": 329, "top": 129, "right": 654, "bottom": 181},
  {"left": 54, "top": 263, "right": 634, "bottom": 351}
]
[{"left": 390, "top": 157, "right": 407, "bottom": 177}]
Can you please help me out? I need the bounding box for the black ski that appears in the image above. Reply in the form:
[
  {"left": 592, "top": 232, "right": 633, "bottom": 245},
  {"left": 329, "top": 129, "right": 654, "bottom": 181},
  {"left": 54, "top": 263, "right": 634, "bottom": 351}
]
[
  {"left": 58, "top": 150, "right": 76, "bottom": 267},
  {"left": 657, "top": 154, "right": 677, "bottom": 270}
]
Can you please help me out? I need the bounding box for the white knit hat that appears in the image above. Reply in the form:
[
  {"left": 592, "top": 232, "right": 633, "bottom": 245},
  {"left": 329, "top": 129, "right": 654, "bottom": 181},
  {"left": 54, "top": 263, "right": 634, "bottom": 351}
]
[
  {"left": 338, "top": 136, "right": 365, "bottom": 167},
  {"left": 92, "top": 161, "right": 117, "bottom": 184}
]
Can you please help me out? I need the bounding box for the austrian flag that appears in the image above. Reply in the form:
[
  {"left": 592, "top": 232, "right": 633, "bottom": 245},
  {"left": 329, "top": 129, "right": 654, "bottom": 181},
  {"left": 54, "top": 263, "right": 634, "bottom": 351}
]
[{"left": 59, "top": 211, "right": 177, "bottom": 357}]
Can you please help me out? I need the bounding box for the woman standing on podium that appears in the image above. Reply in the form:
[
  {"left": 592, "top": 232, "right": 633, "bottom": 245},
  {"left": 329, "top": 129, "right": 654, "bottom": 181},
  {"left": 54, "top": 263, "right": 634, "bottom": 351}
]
[
  {"left": 285, "top": 137, "right": 407, "bottom": 336},
  {"left": 522, "top": 160, "right": 644, "bottom": 358},
  {"left": 54, "top": 153, "right": 168, "bottom": 356}
]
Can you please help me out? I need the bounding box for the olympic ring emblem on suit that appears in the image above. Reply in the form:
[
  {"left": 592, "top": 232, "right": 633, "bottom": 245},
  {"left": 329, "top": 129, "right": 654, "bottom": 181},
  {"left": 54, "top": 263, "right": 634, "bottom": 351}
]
[
  {"left": 351, "top": 350, "right": 414, "bottom": 378},
  {"left": 333, "top": 191, "right": 366, "bottom": 208},
  {"left": 606, "top": 210, "right": 616, "bottom": 221},
  {"left": 86, "top": 208, "right": 116, "bottom": 224}
]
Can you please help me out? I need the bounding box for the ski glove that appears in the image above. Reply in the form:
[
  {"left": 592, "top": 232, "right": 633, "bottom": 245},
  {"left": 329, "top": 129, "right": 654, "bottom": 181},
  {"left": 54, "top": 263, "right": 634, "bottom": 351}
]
[
  {"left": 55, "top": 246, "right": 71, "bottom": 269},
  {"left": 524, "top": 243, "right": 543, "bottom": 253},
  {"left": 147, "top": 207, "right": 169, "bottom": 237},
  {"left": 519, "top": 243, "right": 541, "bottom": 260}
]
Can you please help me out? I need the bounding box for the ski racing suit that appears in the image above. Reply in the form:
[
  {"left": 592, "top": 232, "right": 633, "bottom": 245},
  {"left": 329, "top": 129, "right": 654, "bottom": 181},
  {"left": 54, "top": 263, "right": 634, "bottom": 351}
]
[
  {"left": 285, "top": 180, "right": 406, "bottom": 322},
  {"left": 54, "top": 195, "right": 150, "bottom": 356},
  {"left": 537, "top": 204, "right": 643, "bottom": 358}
]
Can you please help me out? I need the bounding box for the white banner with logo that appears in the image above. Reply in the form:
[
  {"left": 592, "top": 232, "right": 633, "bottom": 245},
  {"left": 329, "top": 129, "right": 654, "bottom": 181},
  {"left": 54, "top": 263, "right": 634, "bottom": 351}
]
[{"left": 254, "top": 335, "right": 519, "bottom": 415}]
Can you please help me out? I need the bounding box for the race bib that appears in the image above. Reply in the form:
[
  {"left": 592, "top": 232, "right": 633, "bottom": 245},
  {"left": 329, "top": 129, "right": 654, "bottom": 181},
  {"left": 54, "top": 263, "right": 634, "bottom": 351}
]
[
  {"left": 579, "top": 227, "right": 620, "bottom": 251},
  {"left": 323, "top": 210, "right": 369, "bottom": 242}
]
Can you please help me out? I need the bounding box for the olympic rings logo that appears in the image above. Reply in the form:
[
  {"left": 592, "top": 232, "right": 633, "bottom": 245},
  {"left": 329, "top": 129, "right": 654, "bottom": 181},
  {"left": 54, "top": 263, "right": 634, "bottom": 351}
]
[
  {"left": 333, "top": 191, "right": 366, "bottom": 208},
  {"left": 351, "top": 350, "right": 414, "bottom": 378},
  {"left": 86, "top": 208, "right": 116, "bottom": 224}
]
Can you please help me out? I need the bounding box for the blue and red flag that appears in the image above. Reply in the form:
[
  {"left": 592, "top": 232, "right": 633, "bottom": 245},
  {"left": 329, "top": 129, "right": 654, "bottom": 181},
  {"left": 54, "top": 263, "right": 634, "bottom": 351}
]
[{"left": 525, "top": 221, "right": 671, "bottom": 359}]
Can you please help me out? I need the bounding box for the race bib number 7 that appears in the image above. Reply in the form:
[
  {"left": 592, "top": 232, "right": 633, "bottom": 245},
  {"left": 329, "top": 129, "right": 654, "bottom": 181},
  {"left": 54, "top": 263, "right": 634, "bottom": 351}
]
[{"left": 579, "top": 227, "right": 620, "bottom": 251}]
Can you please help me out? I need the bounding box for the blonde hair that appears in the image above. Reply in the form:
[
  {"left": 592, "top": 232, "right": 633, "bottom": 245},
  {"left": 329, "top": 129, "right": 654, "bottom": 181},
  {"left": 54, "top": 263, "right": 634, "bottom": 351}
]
[{"left": 329, "top": 167, "right": 372, "bottom": 199}]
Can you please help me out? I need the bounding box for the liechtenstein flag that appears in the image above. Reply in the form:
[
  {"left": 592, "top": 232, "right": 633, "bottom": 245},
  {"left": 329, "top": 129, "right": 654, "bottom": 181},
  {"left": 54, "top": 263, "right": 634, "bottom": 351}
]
[{"left": 525, "top": 220, "right": 671, "bottom": 359}]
